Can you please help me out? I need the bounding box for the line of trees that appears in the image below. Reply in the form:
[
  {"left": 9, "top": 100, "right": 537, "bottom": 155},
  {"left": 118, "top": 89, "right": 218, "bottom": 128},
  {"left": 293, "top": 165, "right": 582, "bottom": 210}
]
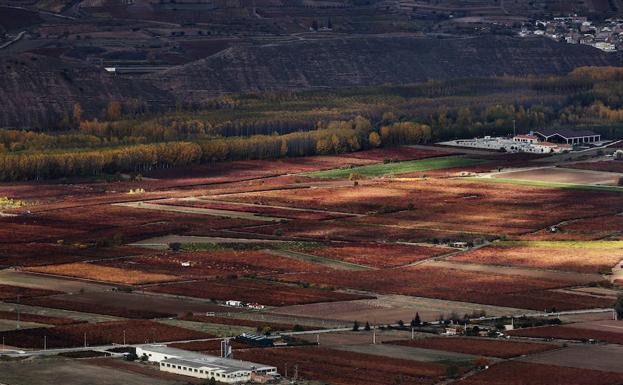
[{"left": 0, "top": 117, "right": 434, "bottom": 181}]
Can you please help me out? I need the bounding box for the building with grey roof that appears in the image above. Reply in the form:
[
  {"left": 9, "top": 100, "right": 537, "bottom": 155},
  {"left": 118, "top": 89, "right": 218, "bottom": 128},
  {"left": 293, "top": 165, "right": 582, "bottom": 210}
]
[{"left": 135, "top": 344, "right": 278, "bottom": 383}]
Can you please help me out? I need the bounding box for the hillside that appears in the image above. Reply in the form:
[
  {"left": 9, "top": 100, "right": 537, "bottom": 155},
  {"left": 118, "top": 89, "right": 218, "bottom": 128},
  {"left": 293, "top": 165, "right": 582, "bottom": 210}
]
[
  {"left": 1, "top": 35, "right": 622, "bottom": 129},
  {"left": 151, "top": 35, "right": 623, "bottom": 99}
]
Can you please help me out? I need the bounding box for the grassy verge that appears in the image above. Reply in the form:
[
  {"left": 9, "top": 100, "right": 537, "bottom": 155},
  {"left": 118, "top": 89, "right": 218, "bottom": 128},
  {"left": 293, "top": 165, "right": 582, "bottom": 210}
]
[{"left": 303, "top": 157, "right": 487, "bottom": 178}]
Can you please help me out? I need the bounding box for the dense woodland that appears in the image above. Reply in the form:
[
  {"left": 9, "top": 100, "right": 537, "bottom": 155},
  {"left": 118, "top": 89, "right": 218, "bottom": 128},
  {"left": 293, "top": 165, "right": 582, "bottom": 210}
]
[{"left": 2, "top": 67, "right": 623, "bottom": 181}]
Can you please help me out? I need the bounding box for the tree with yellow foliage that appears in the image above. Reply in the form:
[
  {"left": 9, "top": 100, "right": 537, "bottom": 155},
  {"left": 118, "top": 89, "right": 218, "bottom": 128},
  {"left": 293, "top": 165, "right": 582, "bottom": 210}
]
[
  {"left": 368, "top": 131, "right": 381, "bottom": 148},
  {"left": 107, "top": 99, "right": 121, "bottom": 121},
  {"left": 73, "top": 103, "right": 83, "bottom": 124}
]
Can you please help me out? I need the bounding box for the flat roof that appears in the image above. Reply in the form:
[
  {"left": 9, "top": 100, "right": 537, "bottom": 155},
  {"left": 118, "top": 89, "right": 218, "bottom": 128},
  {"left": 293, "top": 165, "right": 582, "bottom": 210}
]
[{"left": 138, "top": 344, "right": 276, "bottom": 373}]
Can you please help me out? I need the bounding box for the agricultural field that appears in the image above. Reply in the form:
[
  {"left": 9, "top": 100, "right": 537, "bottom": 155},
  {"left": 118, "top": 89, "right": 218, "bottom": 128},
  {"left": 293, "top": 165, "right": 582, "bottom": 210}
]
[
  {"left": 507, "top": 325, "right": 623, "bottom": 344},
  {"left": 490, "top": 167, "right": 622, "bottom": 186},
  {"left": 0, "top": 145, "right": 622, "bottom": 383},
  {"left": 520, "top": 214, "right": 623, "bottom": 241},
  {"left": 23, "top": 263, "right": 183, "bottom": 285},
  {"left": 145, "top": 278, "right": 373, "bottom": 307},
  {"left": 0, "top": 311, "right": 79, "bottom": 326},
  {"left": 303, "top": 156, "right": 487, "bottom": 178},
  {"left": 0, "top": 357, "right": 184, "bottom": 385},
  {"left": 0, "top": 285, "right": 61, "bottom": 301},
  {"left": 449, "top": 241, "right": 623, "bottom": 274},
  {"left": 566, "top": 160, "right": 623, "bottom": 174},
  {"left": 385, "top": 337, "right": 559, "bottom": 359},
  {"left": 519, "top": 344, "right": 623, "bottom": 373},
  {"left": 275, "top": 266, "right": 611, "bottom": 311},
  {"left": 177, "top": 313, "right": 314, "bottom": 331},
  {"left": 0, "top": 320, "right": 213, "bottom": 349},
  {"left": 235, "top": 346, "right": 448, "bottom": 385},
  {"left": 289, "top": 242, "right": 449, "bottom": 268},
  {"left": 93, "top": 248, "right": 328, "bottom": 280},
  {"left": 456, "top": 361, "right": 623, "bottom": 385},
  {"left": 15, "top": 296, "right": 176, "bottom": 319}
]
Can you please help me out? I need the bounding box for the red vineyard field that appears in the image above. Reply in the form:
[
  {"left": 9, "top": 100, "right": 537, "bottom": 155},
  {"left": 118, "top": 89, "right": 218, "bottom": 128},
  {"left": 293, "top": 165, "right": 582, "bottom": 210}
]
[
  {"left": 16, "top": 296, "right": 175, "bottom": 319},
  {"left": 507, "top": 325, "right": 623, "bottom": 345},
  {"left": 0, "top": 320, "right": 213, "bottom": 349},
  {"left": 386, "top": 337, "right": 558, "bottom": 359},
  {"left": 456, "top": 361, "right": 623, "bottom": 385},
  {"left": 145, "top": 278, "right": 374, "bottom": 306},
  {"left": 235, "top": 346, "right": 447, "bottom": 385},
  {"left": 276, "top": 266, "right": 611, "bottom": 311},
  {"left": 0, "top": 285, "right": 61, "bottom": 301}
]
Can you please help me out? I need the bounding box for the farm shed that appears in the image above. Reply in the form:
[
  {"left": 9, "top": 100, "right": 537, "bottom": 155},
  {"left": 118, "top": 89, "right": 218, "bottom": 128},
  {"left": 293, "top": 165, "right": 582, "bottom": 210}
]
[{"left": 532, "top": 129, "right": 601, "bottom": 144}]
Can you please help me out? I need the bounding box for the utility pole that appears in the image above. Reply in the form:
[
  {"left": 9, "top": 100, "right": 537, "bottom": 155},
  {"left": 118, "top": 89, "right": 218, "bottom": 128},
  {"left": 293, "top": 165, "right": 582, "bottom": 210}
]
[
  {"left": 2, "top": 336, "right": 5, "bottom": 352},
  {"left": 84, "top": 332, "right": 87, "bottom": 348},
  {"left": 372, "top": 328, "right": 376, "bottom": 345},
  {"left": 284, "top": 363, "right": 288, "bottom": 379},
  {"left": 411, "top": 327, "right": 414, "bottom": 340},
  {"left": 123, "top": 330, "right": 126, "bottom": 345},
  {"left": 512, "top": 119, "right": 516, "bottom": 137},
  {"left": 316, "top": 333, "right": 319, "bottom": 345},
  {"left": 44, "top": 335, "right": 47, "bottom": 351}
]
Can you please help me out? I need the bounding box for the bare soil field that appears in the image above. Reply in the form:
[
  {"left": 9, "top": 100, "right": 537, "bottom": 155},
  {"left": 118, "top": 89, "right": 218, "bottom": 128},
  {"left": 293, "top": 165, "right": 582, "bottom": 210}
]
[
  {"left": 492, "top": 167, "right": 620, "bottom": 185},
  {"left": 566, "top": 160, "right": 623, "bottom": 174},
  {"left": 88, "top": 358, "right": 200, "bottom": 384},
  {"left": 386, "top": 337, "right": 559, "bottom": 358},
  {"left": 271, "top": 294, "right": 521, "bottom": 324},
  {"left": 0, "top": 357, "right": 183, "bottom": 385},
  {"left": 456, "top": 361, "right": 623, "bottom": 385},
  {"left": 519, "top": 344, "right": 623, "bottom": 373}
]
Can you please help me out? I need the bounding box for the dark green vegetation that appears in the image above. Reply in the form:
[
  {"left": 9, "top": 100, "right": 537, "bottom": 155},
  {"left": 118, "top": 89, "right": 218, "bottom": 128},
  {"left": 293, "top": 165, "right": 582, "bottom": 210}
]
[{"left": 3, "top": 67, "right": 623, "bottom": 181}]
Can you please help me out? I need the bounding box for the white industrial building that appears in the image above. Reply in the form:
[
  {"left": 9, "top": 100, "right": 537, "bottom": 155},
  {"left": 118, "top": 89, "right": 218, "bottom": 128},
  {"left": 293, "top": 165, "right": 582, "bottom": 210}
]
[
  {"left": 441, "top": 136, "right": 571, "bottom": 154},
  {"left": 135, "top": 344, "right": 278, "bottom": 383}
]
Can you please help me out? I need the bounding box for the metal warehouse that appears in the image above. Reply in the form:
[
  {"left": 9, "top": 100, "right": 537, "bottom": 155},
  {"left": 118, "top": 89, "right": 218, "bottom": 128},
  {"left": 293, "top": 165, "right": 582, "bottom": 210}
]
[{"left": 135, "top": 344, "right": 278, "bottom": 384}]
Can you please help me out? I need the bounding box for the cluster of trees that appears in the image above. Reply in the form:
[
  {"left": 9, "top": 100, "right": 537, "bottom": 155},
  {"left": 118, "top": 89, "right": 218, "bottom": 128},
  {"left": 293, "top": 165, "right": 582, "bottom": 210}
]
[{"left": 0, "top": 142, "right": 201, "bottom": 181}]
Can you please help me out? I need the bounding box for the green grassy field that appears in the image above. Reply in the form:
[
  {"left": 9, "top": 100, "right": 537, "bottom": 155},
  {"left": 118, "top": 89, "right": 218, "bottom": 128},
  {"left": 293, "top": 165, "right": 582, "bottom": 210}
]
[{"left": 304, "top": 156, "right": 487, "bottom": 178}]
